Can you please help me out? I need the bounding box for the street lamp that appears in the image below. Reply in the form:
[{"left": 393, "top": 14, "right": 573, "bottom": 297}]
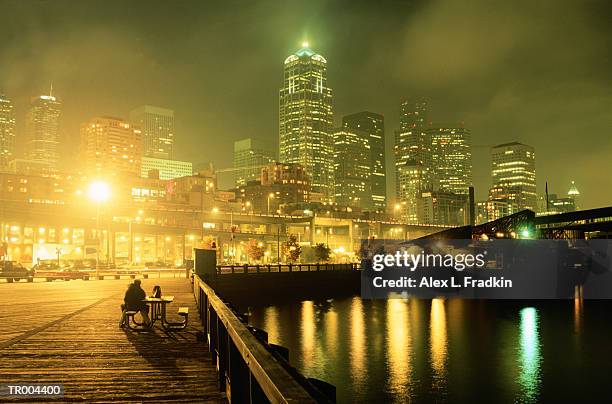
[
  {"left": 88, "top": 181, "right": 110, "bottom": 275},
  {"left": 267, "top": 193, "right": 275, "bottom": 215}
]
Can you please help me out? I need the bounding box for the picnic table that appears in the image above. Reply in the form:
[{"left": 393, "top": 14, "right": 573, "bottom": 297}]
[{"left": 125, "top": 295, "right": 189, "bottom": 330}]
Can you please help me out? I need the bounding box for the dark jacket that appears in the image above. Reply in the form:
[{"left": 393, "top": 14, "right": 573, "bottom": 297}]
[{"left": 124, "top": 284, "right": 147, "bottom": 311}]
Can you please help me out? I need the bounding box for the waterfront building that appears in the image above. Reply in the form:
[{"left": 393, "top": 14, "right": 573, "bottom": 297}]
[
  {"left": 236, "top": 162, "right": 310, "bottom": 214},
  {"left": 233, "top": 138, "right": 275, "bottom": 187},
  {"left": 279, "top": 43, "right": 334, "bottom": 201},
  {"left": 342, "top": 112, "right": 386, "bottom": 211},
  {"left": 129, "top": 105, "right": 174, "bottom": 159}
]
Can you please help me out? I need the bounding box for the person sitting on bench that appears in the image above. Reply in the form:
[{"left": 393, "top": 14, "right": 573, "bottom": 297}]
[{"left": 119, "top": 279, "right": 151, "bottom": 328}]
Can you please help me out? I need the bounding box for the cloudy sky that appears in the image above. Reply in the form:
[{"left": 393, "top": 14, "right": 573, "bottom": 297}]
[{"left": 0, "top": 0, "right": 610, "bottom": 208}]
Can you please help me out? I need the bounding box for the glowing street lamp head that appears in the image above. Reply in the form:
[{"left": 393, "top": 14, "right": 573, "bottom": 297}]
[
  {"left": 302, "top": 41, "right": 309, "bottom": 48},
  {"left": 88, "top": 181, "right": 110, "bottom": 203}
]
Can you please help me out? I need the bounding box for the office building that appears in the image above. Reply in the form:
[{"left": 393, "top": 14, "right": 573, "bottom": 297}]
[
  {"left": 394, "top": 98, "right": 432, "bottom": 220},
  {"left": 25, "top": 93, "right": 62, "bottom": 171},
  {"left": 489, "top": 142, "right": 536, "bottom": 211},
  {"left": 418, "top": 190, "right": 468, "bottom": 226},
  {"left": 428, "top": 126, "right": 472, "bottom": 195},
  {"left": 394, "top": 98, "right": 430, "bottom": 196},
  {"left": 141, "top": 157, "right": 193, "bottom": 180},
  {"left": 333, "top": 127, "right": 370, "bottom": 209},
  {"left": 129, "top": 105, "right": 174, "bottom": 159},
  {"left": 279, "top": 43, "right": 334, "bottom": 201},
  {"left": 397, "top": 159, "right": 427, "bottom": 223},
  {"left": 80, "top": 117, "right": 142, "bottom": 177},
  {"left": 342, "top": 112, "right": 386, "bottom": 211},
  {"left": 236, "top": 162, "right": 310, "bottom": 214},
  {"left": 0, "top": 94, "right": 16, "bottom": 170},
  {"left": 233, "top": 138, "right": 275, "bottom": 186}
]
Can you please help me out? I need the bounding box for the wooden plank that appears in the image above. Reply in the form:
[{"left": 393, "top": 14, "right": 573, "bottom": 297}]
[{"left": 0, "top": 278, "right": 226, "bottom": 402}]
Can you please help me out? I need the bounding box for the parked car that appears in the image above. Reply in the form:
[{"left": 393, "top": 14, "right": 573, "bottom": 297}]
[
  {"left": 31, "top": 261, "right": 61, "bottom": 273},
  {"left": 1, "top": 260, "right": 35, "bottom": 281}
]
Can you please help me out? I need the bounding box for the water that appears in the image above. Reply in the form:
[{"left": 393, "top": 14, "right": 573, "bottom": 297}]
[{"left": 248, "top": 297, "right": 612, "bottom": 403}]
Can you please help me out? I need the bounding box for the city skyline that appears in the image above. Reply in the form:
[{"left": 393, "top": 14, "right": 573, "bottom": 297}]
[{"left": 0, "top": 0, "right": 610, "bottom": 208}]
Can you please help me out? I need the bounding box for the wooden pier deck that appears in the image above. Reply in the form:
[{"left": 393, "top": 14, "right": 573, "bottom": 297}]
[{"left": 0, "top": 278, "right": 226, "bottom": 402}]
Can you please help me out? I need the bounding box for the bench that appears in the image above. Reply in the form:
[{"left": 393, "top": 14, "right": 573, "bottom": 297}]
[
  {"left": 167, "top": 307, "right": 189, "bottom": 330},
  {"left": 123, "top": 310, "right": 146, "bottom": 330}
]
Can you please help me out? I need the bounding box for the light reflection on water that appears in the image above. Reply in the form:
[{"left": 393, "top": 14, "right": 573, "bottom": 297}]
[
  {"left": 429, "top": 298, "right": 448, "bottom": 393},
  {"left": 349, "top": 297, "right": 366, "bottom": 389},
  {"left": 385, "top": 299, "right": 412, "bottom": 399},
  {"left": 248, "top": 297, "right": 600, "bottom": 403},
  {"left": 517, "top": 307, "right": 542, "bottom": 403}
]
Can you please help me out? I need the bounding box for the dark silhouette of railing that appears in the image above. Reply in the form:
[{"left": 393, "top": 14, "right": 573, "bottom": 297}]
[
  {"left": 216, "top": 262, "right": 359, "bottom": 274},
  {"left": 193, "top": 274, "right": 333, "bottom": 402}
]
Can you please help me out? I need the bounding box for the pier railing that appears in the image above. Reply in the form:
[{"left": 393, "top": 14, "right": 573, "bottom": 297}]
[
  {"left": 193, "top": 274, "right": 319, "bottom": 403},
  {"left": 217, "top": 262, "right": 358, "bottom": 274}
]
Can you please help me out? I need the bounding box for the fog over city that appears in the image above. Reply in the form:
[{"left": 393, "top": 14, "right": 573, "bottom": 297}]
[{"left": 0, "top": 0, "right": 610, "bottom": 207}]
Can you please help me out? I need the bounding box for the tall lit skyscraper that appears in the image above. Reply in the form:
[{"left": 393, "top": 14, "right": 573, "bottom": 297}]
[
  {"left": 397, "top": 159, "right": 427, "bottom": 223},
  {"left": 333, "top": 127, "right": 370, "bottom": 208},
  {"left": 233, "top": 138, "right": 275, "bottom": 186},
  {"left": 0, "top": 93, "right": 16, "bottom": 170},
  {"left": 129, "top": 105, "right": 174, "bottom": 159},
  {"left": 394, "top": 98, "right": 431, "bottom": 220},
  {"left": 80, "top": 117, "right": 142, "bottom": 176},
  {"left": 342, "top": 112, "right": 386, "bottom": 211},
  {"left": 428, "top": 126, "right": 473, "bottom": 194},
  {"left": 279, "top": 43, "right": 334, "bottom": 201},
  {"left": 489, "top": 142, "right": 536, "bottom": 211},
  {"left": 25, "top": 92, "right": 62, "bottom": 171}
]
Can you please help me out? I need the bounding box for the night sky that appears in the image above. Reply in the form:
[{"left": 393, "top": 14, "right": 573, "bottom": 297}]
[{"left": 0, "top": 0, "right": 610, "bottom": 208}]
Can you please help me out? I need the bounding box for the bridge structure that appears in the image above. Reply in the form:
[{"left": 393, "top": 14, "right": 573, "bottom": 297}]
[{"left": 418, "top": 206, "right": 612, "bottom": 240}]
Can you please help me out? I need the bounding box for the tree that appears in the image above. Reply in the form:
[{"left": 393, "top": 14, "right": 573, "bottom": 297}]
[
  {"left": 246, "top": 239, "right": 265, "bottom": 263},
  {"left": 284, "top": 234, "right": 302, "bottom": 263},
  {"left": 314, "top": 243, "right": 331, "bottom": 263}
]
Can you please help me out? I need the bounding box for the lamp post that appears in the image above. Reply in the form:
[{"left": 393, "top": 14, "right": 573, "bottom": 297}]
[
  {"left": 88, "top": 181, "right": 110, "bottom": 276},
  {"left": 267, "top": 193, "right": 275, "bottom": 216}
]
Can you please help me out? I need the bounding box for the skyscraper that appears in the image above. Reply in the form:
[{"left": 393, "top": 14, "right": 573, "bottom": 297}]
[
  {"left": 25, "top": 92, "right": 62, "bottom": 171},
  {"left": 0, "top": 94, "right": 16, "bottom": 170},
  {"left": 80, "top": 117, "right": 142, "bottom": 177},
  {"left": 233, "top": 138, "right": 275, "bottom": 186},
  {"left": 279, "top": 43, "right": 334, "bottom": 201},
  {"left": 394, "top": 98, "right": 431, "bottom": 220},
  {"left": 397, "top": 159, "right": 427, "bottom": 223},
  {"left": 428, "top": 126, "right": 473, "bottom": 194},
  {"left": 333, "top": 127, "right": 370, "bottom": 209},
  {"left": 489, "top": 142, "right": 537, "bottom": 211},
  {"left": 342, "top": 112, "right": 386, "bottom": 211},
  {"left": 129, "top": 105, "right": 174, "bottom": 159}
]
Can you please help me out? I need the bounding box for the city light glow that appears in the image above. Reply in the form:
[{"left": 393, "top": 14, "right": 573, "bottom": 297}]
[{"left": 88, "top": 181, "right": 111, "bottom": 203}]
